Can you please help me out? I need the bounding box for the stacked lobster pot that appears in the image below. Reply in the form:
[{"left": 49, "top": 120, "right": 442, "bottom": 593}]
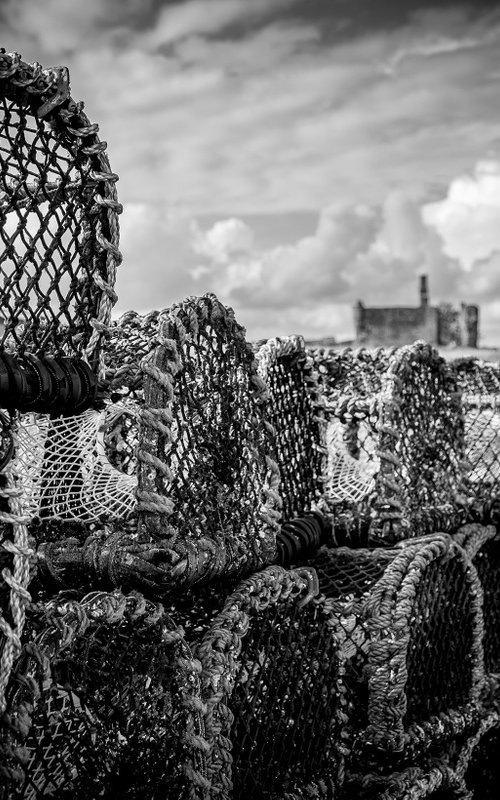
[
  {"left": 0, "top": 52, "right": 208, "bottom": 799},
  {"left": 2, "top": 49, "right": 500, "bottom": 800},
  {"left": 265, "top": 344, "right": 499, "bottom": 798},
  {"left": 0, "top": 52, "right": 350, "bottom": 800}
]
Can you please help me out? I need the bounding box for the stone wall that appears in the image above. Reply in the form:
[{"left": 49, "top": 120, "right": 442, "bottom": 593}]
[{"left": 355, "top": 302, "right": 440, "bottom": 347}]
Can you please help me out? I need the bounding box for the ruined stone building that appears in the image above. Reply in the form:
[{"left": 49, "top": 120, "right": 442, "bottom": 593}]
[{"left": 354, "top": 276, "right": 479, "bottom": 348}]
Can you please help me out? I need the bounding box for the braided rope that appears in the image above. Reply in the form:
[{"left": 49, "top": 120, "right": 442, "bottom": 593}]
[
  {"left": 0, "top": 469, "right": 33, "bottom": 715},
  {"left": 364, "top": 535, "right": 485, "bottom": 755}
]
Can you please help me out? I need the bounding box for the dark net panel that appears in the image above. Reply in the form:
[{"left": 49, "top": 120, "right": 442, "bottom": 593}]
[
  {"left": 0, "top": 592, "right": 207, "bottom": 800},
  {"left": 197, "top": 567, "right": 343, "bottom": 800},
  {"left": 463, "top": 721, "right": 500, "bottom": 800},
  {"left": 311, "top": 346, "right": 393, "bottom": 401},
  {"left": 470, "top": 538, "right": 500, "bottom": 674},
  {"left": 404, "top": 554, "right": 476, "bottom": 724},
  {"left": 231, "top": 596, "right": 341, "bottom": 799},
  {"left": 0, "top": 52, "right": 121, "bottom": 370},
  {"left": 137, "top": 295, "right": 281, "bottom": 585},
  {"left": 309, "top": 547, "right": 392, "bottom": 735},
  {"left": 256, "top": 337, "right": 325, "bottom": 521}
]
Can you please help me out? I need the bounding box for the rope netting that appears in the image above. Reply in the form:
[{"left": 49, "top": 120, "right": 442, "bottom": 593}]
[
  {"left": 135, "top": 294, "right": 281, "bottom": 585},
  {"left": 0, "top": 590, "right": 209, "bottom": 800},
  {"left": 0, "top": 50, "right": 121, "bottom": 371},
  {"left": 454, "top": 359, "right": 500, "bottom": 499},
  {"left": 312, "top": 343, "right": 468, "bottom": 544},
  {"left": 194, "top": 566, "right": 344, "bottom": 800},
  {"left": 0, "top": 49, "right": 122, "bottom": 720},
  {"left": 11, "top": 407, "right": 136, "bottom": 523},
  {"left": 304, "top": 535, "right": 484, "bottom": 768},
  {"left": 255, "top": 336, "right": 326, "bottom": 520}
]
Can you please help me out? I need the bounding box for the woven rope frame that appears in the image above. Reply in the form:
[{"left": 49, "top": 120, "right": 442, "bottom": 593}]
[
  {"left": 136, "top": 294, "right": 281, "bottom": 585},
  {"left": 194, "top": 565, "right": 345, "bottom": 800},
  {"left": 0, "top": 590, "right": 210, "bottom": 799},
  {"left": 345, "top": 762, "right": 470, "bottom": 800},
  {"left": 307, "top": 534, "right": 484, "bottom": 764},
  {"left": 452, "top": 709, "right": 500, "bottom": 796},
  {"left": 454, "top": 523, "right": 500, "bottom": 702}
]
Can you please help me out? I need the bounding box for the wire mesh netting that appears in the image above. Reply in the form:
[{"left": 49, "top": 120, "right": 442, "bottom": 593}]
[
  {"left": 255, "top": 336, "right": 326, "bottom": 521},
  {"left": 0, "top": 590, "right": 208, "bottom": 800}
]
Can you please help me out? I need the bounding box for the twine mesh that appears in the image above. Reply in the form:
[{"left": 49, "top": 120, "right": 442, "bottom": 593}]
[
  {"left": 454, "top": 359, "right": 500, "bottom": 498},
  {"left": 0, "top": 50, "right": 121, "bottom": 371},
  {"left": 256, "top": 336, "right": 326, "bottom": 520},
  {"left": 136, "top": 294, "right": 281, "bottom": 585},
  {"left": 196, "top": 566, "right": 344, "bottom": 799},
  {"left": 0, "top": 590, "right": 208, "bottom": 800},
  {"left": 11, "top": 407, "right": 136, "bottom": 523},
  {"left": 306, "top": 536, "right": 483, "bottom": 763}
]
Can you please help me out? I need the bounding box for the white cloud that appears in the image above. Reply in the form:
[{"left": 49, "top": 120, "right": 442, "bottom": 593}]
[
  {"left": 423, "top": 161, "right": 500, "bottom": 270},
  {"left": 144, "top": 0, "right": 300, "bottom": 49},
  {"left": 192, "top": 217, "right": 255, "bottom": 263}
]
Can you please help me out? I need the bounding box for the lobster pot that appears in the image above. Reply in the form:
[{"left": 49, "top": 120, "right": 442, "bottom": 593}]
[
  {"left": 306, "top": 535, "right": 484, "bottom": 767},
  {"left": 311, "top": 344, "right": 467, "bottom": 544},
  {"left": 255, "top": 336, "right": 326, "bottom": 521},
  {"left": 455, "top": 524, "right": 500, "bottom": 690},
  {"left": 12, "top": 294, "right": 280, "bottom": 595},
  {"left": 0, "top": 50, "right": 121, "bottom": 371},
  {"left": 454, "top": 359, "right": 500, "bottom": 502},
  {"left": 0, "top": 590, "right": 208, "bottom": 800},
  {"left": 194, "top": 565, "right": 345, "bottom": 800}
]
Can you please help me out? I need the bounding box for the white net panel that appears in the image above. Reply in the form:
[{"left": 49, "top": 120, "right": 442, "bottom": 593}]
[
  {"left": 13, "top": 406, "right": 137, "bottom": 522},
  {"left": 464, "top": 397, "right": 500, "bottom": 484},
  {"left": 325, "top": 418, "right": 377, "bottom": 503}
]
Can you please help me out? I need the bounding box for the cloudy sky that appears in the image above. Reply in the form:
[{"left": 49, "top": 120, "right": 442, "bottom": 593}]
[{"left": 2, "top": 0, "right": 500, "bottom": 344}]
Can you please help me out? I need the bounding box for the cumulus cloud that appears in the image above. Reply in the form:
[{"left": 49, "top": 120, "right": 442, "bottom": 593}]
[
  {"left": 423, "top": 161, "right": 500, "bottom": 270},
  {"left": 4, "top": 1, "right": 500, "bottom": 215},
  {"left": 192, "top": 217, "right": 255, "bottom": 263}
]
